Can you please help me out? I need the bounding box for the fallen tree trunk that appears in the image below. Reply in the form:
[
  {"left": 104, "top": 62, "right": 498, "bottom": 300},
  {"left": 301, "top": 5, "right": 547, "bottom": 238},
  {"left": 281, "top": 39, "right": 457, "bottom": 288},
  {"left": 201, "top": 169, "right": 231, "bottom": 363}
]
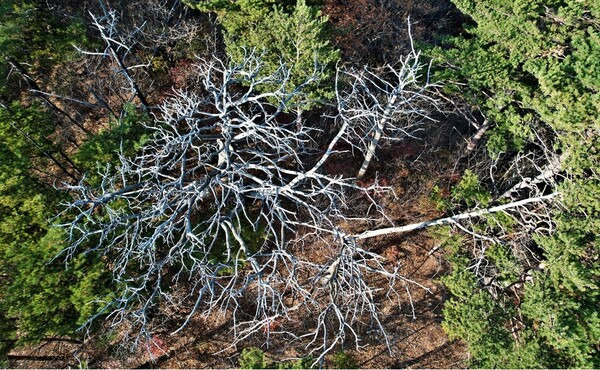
[{"left": 354, "top": 192, "right": 558, "bottom": 240}]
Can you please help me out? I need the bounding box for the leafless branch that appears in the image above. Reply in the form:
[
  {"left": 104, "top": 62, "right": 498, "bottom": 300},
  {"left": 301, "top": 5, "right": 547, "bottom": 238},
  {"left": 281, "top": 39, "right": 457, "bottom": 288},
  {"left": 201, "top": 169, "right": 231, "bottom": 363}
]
[
  {"left": 57, "top": 50, "right": 429, "bottom": 361},
  {"left": 335, "top": 25, "right": 440, "bottom": 179}
]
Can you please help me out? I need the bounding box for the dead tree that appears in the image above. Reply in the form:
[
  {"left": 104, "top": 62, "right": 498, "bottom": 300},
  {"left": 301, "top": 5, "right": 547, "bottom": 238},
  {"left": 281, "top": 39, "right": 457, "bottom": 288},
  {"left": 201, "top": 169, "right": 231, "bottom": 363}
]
[
  {"left": 74, "top": 2, "right": 151, "bottom": 110},
  {"left": 58, "top": 51, "right": 433, "bottom": 362},
  {"left": 57, "top": 26, "right": 561, "bottom": 365},
  {"left": 5, "top": 57, "right": 90, "bottom": 135},
  {"left": 335, "top": 24, "right": 440, "bottom": 180},
  {"left": 354, "top": 192, "right": 557, "bottom": 240}
]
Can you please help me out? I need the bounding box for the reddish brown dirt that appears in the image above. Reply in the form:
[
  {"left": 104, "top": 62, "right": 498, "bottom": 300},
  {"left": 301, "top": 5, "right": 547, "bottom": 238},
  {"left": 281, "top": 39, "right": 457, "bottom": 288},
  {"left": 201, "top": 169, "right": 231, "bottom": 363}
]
[
  {"left": 155, "top": 231, "right": 469, "bottom": 369},
  {"left": 323, "top": 0, "right": 463, "bottom": 66},
  {"left": 354, "top": 232, "right": 467, "bottom": 368},
  {"left": 7, "top": 134, "right": 468, "bottom": 369}
]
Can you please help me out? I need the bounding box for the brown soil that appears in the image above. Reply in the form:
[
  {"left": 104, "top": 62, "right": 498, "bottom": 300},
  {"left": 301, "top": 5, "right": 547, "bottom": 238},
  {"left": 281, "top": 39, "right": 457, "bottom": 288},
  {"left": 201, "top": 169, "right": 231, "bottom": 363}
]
[
  {"left": 323, "top": 0, "right": 463, "bottom": 66},
  {"left": 353, "top": 232, "right": 467, "bottom": 368},
  {"left": 8, "top": 142, "right": 468, "bottom": 369},
  {"left": 156, "top": 232, "right": 469, "bottom": 369}
]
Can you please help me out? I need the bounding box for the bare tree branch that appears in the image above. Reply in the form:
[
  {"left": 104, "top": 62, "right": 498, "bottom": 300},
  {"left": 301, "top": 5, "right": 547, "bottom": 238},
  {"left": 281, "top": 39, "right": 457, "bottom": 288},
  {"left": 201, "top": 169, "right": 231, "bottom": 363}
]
[
  {"left": 334, "top": 26, "right": 440, "bottom": 180},
  {"left": 57, "top": 50, "right": 430, "bottom": 361},
  {"left": 353, "top": 193, "right": 558, "bottom": 240}
]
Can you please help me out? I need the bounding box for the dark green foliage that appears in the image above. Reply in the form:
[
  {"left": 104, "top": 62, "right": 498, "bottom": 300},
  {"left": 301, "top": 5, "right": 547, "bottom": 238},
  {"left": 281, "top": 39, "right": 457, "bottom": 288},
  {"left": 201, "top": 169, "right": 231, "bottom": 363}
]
[
  {"left": 278, "top": 356, "right": 314, "bottom": 369},
  {"left": 0, "top": 4, "right": 128, "bottom": 352},
  {"left": 432, "top": 0, "right": 599, "bottom": 156},
  {"left": 0, "top": 0, "right": 87, "bottom": 64},
  {"left": 0, "top": 0, "right": 89, "bottom": 95},
  {"left": 186, "top": 0, "right": 339, "bottom": 107},
  {"left": 437, "top": 230, "right": 529, "bottom": 367},
  {"left": 522, "top": 171, "right": 600, "bottom": 367},
  {"left": 238, "top": 347, "right": 314, "bottom": 369},
  {"left": 0, "top": 3, "right": 101, "bottom": 353},
  {"left": 74, "top": 104, "right": 152, "bottom": 185},
  {"left": 433, "top": 0, "right": 600, "bottom": 367},
  {"left": 485, "top": 244, "right": 520, "bottom": 284},
  {"left": 330, "top": 351, "right": 357, "bottom": 369},
  {"left": 0, "top": 103, "right": 54, "bottom": 157},
  {"left": 442, "top": 235, "right": 599, "bottom": 368},
  {"left": 0, "top": 106, "right": 111, "bottom": 359},
  {"left": 451, "top": 169, "right": 491, "bottom": 207},
  {"left": 186, "top": 0, "right": 322, "bottom": 14},
  {"left": 239, "top": 347, "right": 268, "bottom": 369}
]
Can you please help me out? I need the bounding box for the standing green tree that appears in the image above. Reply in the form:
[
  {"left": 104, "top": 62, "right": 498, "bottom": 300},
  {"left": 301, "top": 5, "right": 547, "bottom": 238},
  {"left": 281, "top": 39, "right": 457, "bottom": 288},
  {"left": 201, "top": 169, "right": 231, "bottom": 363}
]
[
  {"left": 0, "top": 0, "right": 88, "bottom": 96},
  {"left": 185, "top": 0, "right": 339, "bottom": 107},
  {"left": 0, "top": 2, "right": 112, "bottom": 361},
  {"left": 0, "top": 104, "right": 112, "bottom": 361}
]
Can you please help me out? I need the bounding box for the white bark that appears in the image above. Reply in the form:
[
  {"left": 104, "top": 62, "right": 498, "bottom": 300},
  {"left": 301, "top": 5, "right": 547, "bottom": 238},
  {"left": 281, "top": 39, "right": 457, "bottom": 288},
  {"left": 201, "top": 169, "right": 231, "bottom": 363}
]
[
  {"left": 354, "top": 193, "right": 558, "bottom": 240},
  {"left": 335, "top": 44, "right": 439, "bottom": 180},
  {"left": 499, "top": 153, "right": 566, "bottom": 200},
  {"left": 356, "top": 95, "right": 397, "bottom": 180},
  {"left": 55, "top": 15, "right": 562, "bottom": 361},
  {"left": 466, "top": 118, "right": 490, "bottom": 152},
  {"left": 75, "top": 7, "right": 150, "bottom": 109},
  {"left": 58, "top": 51, "right": 424, "bottom": 360}
]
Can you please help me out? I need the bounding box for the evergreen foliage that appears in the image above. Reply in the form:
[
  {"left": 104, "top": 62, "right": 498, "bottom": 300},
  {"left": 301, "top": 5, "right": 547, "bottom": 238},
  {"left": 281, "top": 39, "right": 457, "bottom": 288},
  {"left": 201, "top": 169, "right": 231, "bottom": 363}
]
[
  {"left": 433, "top": 0, "right": 599, "bottom": 156},
  {"left": 433, "top": 0, "right": 600, "bottom": 367},
  {"left": 0, "top": 0, "right": 88, "bottom": 95},
  {"left": 1, "top": 0, "right": 598, "bottom": 366},
  {"left": 0, "top": 102, "right": 56, "bottom": 168},
  {"left": 186, "top": 0, "right": 339, "bottom": 106},
  {"left": 330, "top": 351, "right": 358, "bottom": 369},
  {"left": 0, "top": 4, "right": 120, "bottom": 359},
  {"left": 238, "top": 347, "right": 314, "bottom": 369},
  {"left": 451, "top": 169, "right": 491, "bottom": 207},
  {"left": 0, "top": 104, "right": 111, "bottom": 359},
  {"left": 239, "top": 347, "right": 268, "bottom": 369},
  {"left": 74, "top": 104, "right": 152, "bottom": 185}
]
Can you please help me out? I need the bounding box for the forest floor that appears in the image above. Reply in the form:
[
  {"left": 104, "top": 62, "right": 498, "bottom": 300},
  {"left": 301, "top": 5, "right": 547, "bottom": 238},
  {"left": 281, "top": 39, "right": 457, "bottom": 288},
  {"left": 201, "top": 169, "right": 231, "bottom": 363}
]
[
  {"left": 154, "top": 232, "right": 469, "bottom": 369},
  {"left": 7, "top": 231, "right": 468, "bottom": 368},
  {"left": 8, "top": 133, "right": 470, "bottom": 368}
]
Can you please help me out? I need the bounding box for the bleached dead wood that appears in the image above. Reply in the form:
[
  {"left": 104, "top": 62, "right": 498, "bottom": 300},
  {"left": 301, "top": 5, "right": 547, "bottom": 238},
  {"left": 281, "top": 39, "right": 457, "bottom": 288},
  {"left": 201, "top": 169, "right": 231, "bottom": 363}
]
[
  {"left": 74, "top": 4, "right": 150, "bottom": 110},
  {"left": 335, "top": 26, "right": 439, "bottom": 180},
  {"left": 56, "top": 13, "right": 564, "bottom": 363},
  {"left": 353, "top": 193, "right": 558, "bottom": 240},
  {"left": 57, "top": 49, "right": 430, "bottom": 362}
]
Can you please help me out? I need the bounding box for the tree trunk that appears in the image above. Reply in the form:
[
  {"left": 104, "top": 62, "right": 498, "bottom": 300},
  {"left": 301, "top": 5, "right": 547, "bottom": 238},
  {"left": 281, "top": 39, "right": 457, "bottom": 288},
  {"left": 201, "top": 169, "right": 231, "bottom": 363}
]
[
  {"left": 353, "top": 192, "right": 558, "bottom": 240},
  {"left": 465, "top": 118, "right": 489, "bottom": 152},
  {"left": 6, "top": 57, "right": 90, "bottom": 135},
  {"left": 0, "top": 99, "right": 81, "bottom": 181},
  {"left": 356, "top": 95, "right": 397, "bottom": 180}
]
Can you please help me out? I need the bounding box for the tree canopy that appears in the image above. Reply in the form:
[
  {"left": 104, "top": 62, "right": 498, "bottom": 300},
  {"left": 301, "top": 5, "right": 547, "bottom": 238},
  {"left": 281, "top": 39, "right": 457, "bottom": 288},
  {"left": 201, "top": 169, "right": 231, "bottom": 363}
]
[
  {"left": 186, "top": 0, "right": 339, "bottom": 106},
  {"left": 432, "top": 0, "right": 600, "bottom": 367}
]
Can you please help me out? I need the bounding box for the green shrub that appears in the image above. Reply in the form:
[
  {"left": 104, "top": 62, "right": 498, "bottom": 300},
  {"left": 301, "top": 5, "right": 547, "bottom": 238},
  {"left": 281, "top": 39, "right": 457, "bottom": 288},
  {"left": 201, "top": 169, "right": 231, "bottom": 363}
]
[
  {"left": 239, "top": 347, "right": 268, "bottom": 369},
  {"left": 186, "top": 0, "right": 339, "bottom": 108},
  {"left": 330, "top": 351, "right": 357, "bottom": 369},
  {"left": 431, "top": 0, "right": 600, "bottom": 366},
  {"left": 278, "top": 356, "right": 314, "bottom": 369},
  {"left": 451, "top": 170, "right": 491, "bottom": 207}
]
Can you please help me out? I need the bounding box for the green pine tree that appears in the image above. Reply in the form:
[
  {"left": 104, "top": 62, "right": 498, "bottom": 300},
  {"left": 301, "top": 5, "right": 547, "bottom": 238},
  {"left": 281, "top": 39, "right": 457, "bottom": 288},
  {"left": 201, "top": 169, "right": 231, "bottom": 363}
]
[
  {"left": 0, "top": 104, "right": 112, "bottom": 359},
  {"left": 186, "top": 0, "right": 339, "bottom": 107}
]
